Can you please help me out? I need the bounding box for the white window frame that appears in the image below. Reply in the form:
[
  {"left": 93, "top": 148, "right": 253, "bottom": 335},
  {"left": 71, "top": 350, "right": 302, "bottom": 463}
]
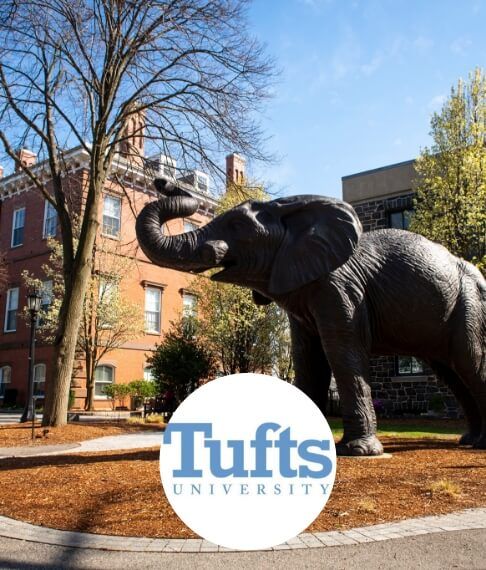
[
  {"left": 182, "top": 292, "right": 198, "bottom": 318},
  {"left": 145, "top": 286, "right": 162, "bottom": 334},
  {"left": 33, "top": 363, "right": 46, "bottom": 397},
  {"left": 102, "top": 195, "right": 122, "bottom": 238},
  {"left": 11, "top": 207, "right": 25, "bottom": 248},
  {"left": 4, "top": 287, "right": 19, "bottom": 332},
  {"left": 143, "top": 366, "right": 155, "bottom": 382},
  {"left": 43, "top": 200, "right": 57, "bottom": 238},
  {"left": 94, "top": 364, "right": 115, "bottom": 399},
  {"left": 0, "top": 365, "right": 12, "bottom": 398}
]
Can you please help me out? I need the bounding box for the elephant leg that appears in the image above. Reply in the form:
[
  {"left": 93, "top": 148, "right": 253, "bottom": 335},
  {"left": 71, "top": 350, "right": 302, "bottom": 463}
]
[
  {"left": 325, "top": 346, "right": 383, "bottom": 456},
  {"left": 449, "top": 359, "right": 486, "bottom": 449},
  {"left": 289, "top": 316, "right": 331, "bottom": 415},
  {"left": 431, "top": 361, "right": 482, "bottom": 446}
]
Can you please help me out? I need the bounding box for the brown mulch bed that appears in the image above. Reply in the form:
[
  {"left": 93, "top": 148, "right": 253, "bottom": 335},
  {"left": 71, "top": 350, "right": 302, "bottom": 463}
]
[
  {"left": 0, "top": 437, "right": 485, "bottom": 538},
  {"left": 0, "top": 421, "right": 164, "bottom": 448}
]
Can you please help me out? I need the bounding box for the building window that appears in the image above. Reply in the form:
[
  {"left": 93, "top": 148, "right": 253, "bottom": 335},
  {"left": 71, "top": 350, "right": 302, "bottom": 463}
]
[
  {"left": 145, "top": 287, "right": 161, "bottom": 333},
  {"left": 389, "top": 209, "right": 412, "bottom": 230},
  {"left": 183, "top": 219, "right": 198, "bottom": 232},
  {"left": 396, "top": 356, "right": 425, "bottom": 376},
  {"left": 43, "top": 201, "right": 57, "bottom": 238},
  {"left": 94, "top": 365, "right": 114, "bottom": 398},
  {"left": 102, "top": 195, "right": 121, "bottom": 237},
  {"left": 11, "top": 208, "right": 25, "bottom": 247},
  {"left": 0, "top": 366, "right": 11, "bottom": 398},
  {"left": 33, "top": 363, "right": 46, "bottom": 397},
  {"left": 4, "top": 287, "right": 19, "bottom": 332},
  {"left": 196, "top": 173, "right": 209, "bottom": 193},
  {"left": 182, "top": 292, "right": 197, "bottom": 318},
  {"left": 144, "top": 366, "right": 155, "bottom": 382}
]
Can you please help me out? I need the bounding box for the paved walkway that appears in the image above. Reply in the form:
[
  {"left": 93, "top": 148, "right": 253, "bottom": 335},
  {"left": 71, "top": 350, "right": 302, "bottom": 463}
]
[
  {"left": 1, "top": 529, "right": 485, "bottom": 569},
  {"left": 0, "top": 431, "right": 162, "bottom": 458},
  {"left": 0, "top": 508, "right": 485, "bottom": 553}
]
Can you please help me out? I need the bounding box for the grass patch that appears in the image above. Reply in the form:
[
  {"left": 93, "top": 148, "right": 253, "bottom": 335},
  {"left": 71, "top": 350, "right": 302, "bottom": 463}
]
[
  {"left": 357, "top": 499, "right": 377, "bottom": 514},
  {"left": 425, "top": 479, "right": 462, "bottom": 499},
  {"left": 127, "top": 413, "right": 166, "bottom": 425},
  {"left": 327, "top": 418, "right": 464, "bottom": 439}
]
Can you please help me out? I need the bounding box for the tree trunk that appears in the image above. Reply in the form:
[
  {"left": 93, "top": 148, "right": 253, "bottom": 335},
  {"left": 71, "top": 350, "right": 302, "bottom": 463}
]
[
  {"left": 43, "top": 264, "right": 93, "bottom": 425},
  {"left": 85, "top": 357, "right": 94, "bottom": 411},
  {"left": 42, "top": 170, "right": 105, "bottom": 427}
]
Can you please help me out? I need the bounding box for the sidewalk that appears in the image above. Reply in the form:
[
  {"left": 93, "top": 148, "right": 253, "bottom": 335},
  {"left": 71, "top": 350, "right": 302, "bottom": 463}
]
[
  {"left": 0, "top": 508, "right": 485, "bottom": 553},
  {"left": 0, "top": 430, "right": 163, "bottom": 458}
]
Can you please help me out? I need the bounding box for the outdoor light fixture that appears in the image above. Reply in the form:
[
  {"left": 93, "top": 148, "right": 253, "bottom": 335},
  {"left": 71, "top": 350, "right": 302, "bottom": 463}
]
[
  {"left": 20, "top": 287, "right": 43, "bottom": 433},
  {"left": 26, "top": 289, "right": 42, "bottom": 313}
]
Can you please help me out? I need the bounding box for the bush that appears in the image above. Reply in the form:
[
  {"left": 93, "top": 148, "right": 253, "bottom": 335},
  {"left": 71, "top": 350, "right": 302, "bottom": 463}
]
[
  {"left": 144, "top": 413, "right": 165, "bottom": 424},
  {"left": 128, "top": 380, "right": 157, "bottom": 399},
  {"left": 103, "top": 383, "right": 131, "bottom": 410},
  {"left": 147, "top": 320, "right": 215, "bottom": 404}
]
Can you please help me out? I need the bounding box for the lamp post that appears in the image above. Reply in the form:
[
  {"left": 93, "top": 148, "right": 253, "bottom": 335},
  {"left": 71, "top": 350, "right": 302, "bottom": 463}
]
[{"left": 20, "top": 288, "right": 42, "bottom": 430}]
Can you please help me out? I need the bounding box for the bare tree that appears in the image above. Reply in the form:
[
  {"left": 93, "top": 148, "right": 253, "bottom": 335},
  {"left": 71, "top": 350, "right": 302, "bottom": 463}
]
[{"left": 0, "top": 0, "right": 273, "bottom": 425}]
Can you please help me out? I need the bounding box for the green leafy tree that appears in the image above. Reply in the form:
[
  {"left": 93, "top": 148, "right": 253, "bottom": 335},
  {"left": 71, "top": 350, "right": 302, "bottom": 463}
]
[
  {"left": 410, "top": 68, "right": 486, "bottom": 275},
  {"left": 193, "top": 181, "right": 293, "bottom": 379},
  {"left": 22, "top": 237, "right": 145, "bottom": 410},
  {"left": 147, "top": 320, "right": 216, "bottom": 405}
]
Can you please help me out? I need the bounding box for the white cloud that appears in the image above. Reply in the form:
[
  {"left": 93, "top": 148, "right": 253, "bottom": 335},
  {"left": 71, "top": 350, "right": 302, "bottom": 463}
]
[
  {"left": 360, "top": 53, "right": 384, "bottom": 76},
  {"left": 413, "top": 36, "right": 434, "bottom": 51},
  {"left": 450, "top": 37, "right": 472, "bottom": 55}
]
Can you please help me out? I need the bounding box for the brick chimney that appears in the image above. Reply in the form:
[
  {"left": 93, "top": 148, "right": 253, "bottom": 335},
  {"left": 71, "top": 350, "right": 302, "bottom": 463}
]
[
  {"left": 226, "top": 153, "right": 246, "bottom": 187},
  {"left": 118, "top": 108, "right": 145, "bottom": 165},
  {"left": 15, "top": 149, "right": 37, "bottom": 172}
]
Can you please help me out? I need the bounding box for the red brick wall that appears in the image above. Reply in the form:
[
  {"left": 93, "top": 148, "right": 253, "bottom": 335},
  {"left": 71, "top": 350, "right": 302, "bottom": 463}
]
[{"left": 0, "top": 166, "right": 214, "bottom": 410}]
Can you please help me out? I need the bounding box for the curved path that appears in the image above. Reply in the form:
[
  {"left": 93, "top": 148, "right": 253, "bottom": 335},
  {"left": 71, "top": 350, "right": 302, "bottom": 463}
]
[
  {"left": 1, "top": 431, "right": 485, "bottom": 564},
  {"left": 0, "top": 508, "right": 485, "bottom": 553},
  {"left": 0, "top": 431, "right": 163, "bottom": 458}
]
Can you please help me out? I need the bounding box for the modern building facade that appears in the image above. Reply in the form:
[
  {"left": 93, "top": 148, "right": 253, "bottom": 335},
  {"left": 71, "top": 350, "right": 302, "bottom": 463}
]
[
  {"left": 0, "top": 134, "right": 242, "bottom": 410},
  {"left": 342, "top": 160, "right": 458, "bottom": 416}
]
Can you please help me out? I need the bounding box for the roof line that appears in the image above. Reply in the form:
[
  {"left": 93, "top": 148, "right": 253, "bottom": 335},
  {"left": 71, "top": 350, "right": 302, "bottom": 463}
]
[{"left": 341, "top": 158, "right": 416, "bottom": 181}]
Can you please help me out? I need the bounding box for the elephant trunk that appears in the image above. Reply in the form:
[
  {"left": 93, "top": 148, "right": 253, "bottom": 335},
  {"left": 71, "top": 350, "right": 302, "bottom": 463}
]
[{"left": 136, "top": 191, "right": 211, "bottom": 272}]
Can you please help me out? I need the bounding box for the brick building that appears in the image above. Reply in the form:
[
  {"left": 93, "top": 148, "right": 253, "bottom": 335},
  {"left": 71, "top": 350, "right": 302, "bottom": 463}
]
[
  {"left": 342, "top": 160, "right": 458, "bottom": 416},
  {"left": 0, "top": 137, "right": 244, "bottom": 410}
]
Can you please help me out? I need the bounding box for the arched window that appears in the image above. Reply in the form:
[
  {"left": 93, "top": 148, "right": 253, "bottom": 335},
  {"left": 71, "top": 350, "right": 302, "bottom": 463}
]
[
  {"left": 95, "top": 365, "right": 114, "bottom": 398},
  {"left": 143, "top": 366, "right": 155, "bottom": 382},
  {"left": 33, "top": 363, "right": 46, "bottom": 397},
  {"left": 0, "top": 366, "right": 11, "bottom": 397}
]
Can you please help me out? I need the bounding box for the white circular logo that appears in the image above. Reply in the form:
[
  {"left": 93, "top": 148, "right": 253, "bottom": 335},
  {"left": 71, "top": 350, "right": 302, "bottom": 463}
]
[{"left": 159, "top": 373, "right": 336, "bottom": 550}]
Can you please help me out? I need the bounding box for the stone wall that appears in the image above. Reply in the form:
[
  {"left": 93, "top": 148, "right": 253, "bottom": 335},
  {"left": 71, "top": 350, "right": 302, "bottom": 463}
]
[{"left": 353, "top": 193, "right": 414, "bottom": 232}]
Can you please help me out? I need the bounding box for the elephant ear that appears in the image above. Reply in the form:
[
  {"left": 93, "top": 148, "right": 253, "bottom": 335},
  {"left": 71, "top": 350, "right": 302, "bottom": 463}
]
[{"left": 268, "top": 195, "right": 362, "bottom": 296}]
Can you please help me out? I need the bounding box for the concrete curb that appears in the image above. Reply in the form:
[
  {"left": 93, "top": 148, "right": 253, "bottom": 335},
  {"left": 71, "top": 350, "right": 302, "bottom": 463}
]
[{"left": 0, "top": 508, "right": 485, "bottom": 553}]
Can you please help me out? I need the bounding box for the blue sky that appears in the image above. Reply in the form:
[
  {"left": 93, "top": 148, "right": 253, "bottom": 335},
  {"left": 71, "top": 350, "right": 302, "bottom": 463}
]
[{"left": 247, "top": 0, "right": 486, "bottom": 198}]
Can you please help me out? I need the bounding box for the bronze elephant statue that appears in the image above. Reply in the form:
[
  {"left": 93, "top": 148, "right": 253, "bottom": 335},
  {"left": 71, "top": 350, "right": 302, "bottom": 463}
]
[{"left": 136, "top": 179, "right": 486, "bottom": 456}]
